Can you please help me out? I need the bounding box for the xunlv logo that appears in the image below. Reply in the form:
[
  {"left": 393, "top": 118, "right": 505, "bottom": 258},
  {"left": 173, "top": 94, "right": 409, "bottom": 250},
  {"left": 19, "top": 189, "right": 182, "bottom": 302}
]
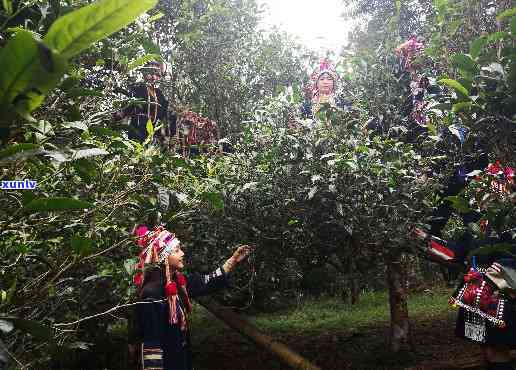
[{"left": 1, "top": 180, "right": 37, "bottom": 190}]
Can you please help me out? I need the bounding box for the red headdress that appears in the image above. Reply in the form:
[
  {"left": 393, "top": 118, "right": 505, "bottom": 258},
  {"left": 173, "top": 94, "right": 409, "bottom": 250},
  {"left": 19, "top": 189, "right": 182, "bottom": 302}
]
[{"left": 133, "top": 225, "right": 192, "bottom": 329}]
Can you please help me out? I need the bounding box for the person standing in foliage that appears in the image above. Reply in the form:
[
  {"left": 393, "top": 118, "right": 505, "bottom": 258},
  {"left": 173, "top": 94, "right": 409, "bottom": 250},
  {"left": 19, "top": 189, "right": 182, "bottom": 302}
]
[
  {"left": 412, "top": 161, "right": 516, "bottom": 370},
  {"left": 128, "top": 225, "right": 252, "bottom": 370},
  {"left": 299, "top": 58, "right": 351, "bottom": 123},
  {"left": 393, "top": 36, "right": 489, "bottom": 242},
  {"left": 114, "top": 61, "right": 175, "bottom": 146}
]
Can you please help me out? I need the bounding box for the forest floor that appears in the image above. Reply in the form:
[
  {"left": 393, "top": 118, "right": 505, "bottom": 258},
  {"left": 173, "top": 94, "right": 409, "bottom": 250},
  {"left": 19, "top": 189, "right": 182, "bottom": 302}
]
[{"left": 189, "top": 289, "right": 498, "bottom": 370}]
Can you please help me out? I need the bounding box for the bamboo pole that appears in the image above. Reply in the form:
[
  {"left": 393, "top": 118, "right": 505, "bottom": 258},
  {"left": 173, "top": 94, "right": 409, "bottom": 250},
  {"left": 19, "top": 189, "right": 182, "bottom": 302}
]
[{"left": 196, "top": 298, "right": 321, "bottom": 370}]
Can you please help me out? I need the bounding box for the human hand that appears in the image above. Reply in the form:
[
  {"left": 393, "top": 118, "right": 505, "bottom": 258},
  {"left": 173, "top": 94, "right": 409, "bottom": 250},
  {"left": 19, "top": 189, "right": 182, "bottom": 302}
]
[
  {"left": 231, "top": 245, "right": 253, "bottom": 263},
  {"left": 223, "top": 245, "right": 253, "bottom": 273},
  {"left": 409, "top": 227, "right": 428, "bottom": 241}
]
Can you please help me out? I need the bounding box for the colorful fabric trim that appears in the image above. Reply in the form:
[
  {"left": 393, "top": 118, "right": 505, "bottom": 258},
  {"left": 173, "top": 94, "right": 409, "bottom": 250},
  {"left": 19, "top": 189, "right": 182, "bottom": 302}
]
[
  {"left": 142, "top": 343, "right": 164, "bottom": 370},
  {"left": 428, "top": 235, "right": 456, "bottom": 262}
]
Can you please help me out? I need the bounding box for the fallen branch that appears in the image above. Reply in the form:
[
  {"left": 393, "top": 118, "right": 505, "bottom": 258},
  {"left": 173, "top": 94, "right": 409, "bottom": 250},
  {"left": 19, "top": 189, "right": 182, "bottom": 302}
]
[{"left": 196, "top": 297, "right": 321, "bottom": 370}]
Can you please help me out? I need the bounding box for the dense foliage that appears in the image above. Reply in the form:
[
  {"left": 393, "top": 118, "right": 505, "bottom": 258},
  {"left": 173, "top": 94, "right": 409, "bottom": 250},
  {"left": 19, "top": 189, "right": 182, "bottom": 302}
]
[{"left": 0, "top": 0, "right": 514, "bottom": 368}]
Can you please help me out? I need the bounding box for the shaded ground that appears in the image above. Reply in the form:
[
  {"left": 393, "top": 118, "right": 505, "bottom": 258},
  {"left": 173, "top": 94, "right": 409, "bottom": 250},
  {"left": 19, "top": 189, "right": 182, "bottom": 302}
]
[{"left": 191, "top": 309, "right": 489, "bottom": 370}]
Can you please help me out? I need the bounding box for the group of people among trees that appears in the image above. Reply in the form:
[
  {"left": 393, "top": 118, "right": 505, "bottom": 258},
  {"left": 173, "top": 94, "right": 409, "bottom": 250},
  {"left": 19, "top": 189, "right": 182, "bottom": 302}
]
[
  {"left": 114, "top": 60, "right": 220, "bottom": 157},
  {"left": 116, "top": 39, "right": 516, "bottom": 370}
]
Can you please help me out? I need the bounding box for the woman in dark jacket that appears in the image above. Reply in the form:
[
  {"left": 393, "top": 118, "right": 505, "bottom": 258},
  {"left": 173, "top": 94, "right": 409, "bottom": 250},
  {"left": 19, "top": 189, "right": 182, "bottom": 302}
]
[{"left": 129, "top": 225, "right": 251, "bottom": 370}]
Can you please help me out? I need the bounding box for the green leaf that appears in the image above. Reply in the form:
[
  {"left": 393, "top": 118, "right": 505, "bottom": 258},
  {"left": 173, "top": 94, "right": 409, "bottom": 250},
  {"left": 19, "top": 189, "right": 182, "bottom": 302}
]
[
  {"left": 202, "top": 191, "right": 224, "bottom": 210},
  {"left": 444, "top": 195, "right": 471, "bottom": 214},
  {"left": 452, "top": 102, "right": 473, "bottom": 113},
  {"left": 72, "top": 148, "right": 109, "bottom": 160},
  {"left": 146, "top": 119, "right": 154, "bottom": 136},
  {"left": 73, "top": 158, "right": 97, "bottom": 183},
  {"left": 496, "top": 6, "right": 516, "bottom": 21},
  {"left": 452, "top": 54, "right": 479, "bottom": 77},
  {"left": 512, "top": 16, "right": 516, "bottom": 36},
  {"left": 0, "top": 30, "right": 67, "bottom": 113},
  {"left": 128, "top": 53, "right": 162, "bottom": 70},
  {"left": 25, "top": 197, "right": 92, "bottom": 211},
  {"left": 71, "top": 235, "right": 93, "bottom": 255},
  {"left": 487, "top": 31, "right": 509, "bottom": 43},
  {"left": 0, "top": 143, "right": 40, "bottom": 160},
  {"left": 44, "top": 0, "right": 158, "bottom": 59},
  {"left": 470, "top": 36, "right": 488, "bottom": 59},
  {"left": 148, "top": 11, "right": 164, "bottom": 22},
  {"left": 438, "top": 78, "right": 469, "bottom": 97},
  {"left": 2, "top": 0, "right": 13, "bottom": 15}
]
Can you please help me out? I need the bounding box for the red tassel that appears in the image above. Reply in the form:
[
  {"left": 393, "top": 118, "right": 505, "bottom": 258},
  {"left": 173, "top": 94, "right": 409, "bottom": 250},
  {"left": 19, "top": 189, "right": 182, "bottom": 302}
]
[
  {"left": 133, "top": 272, "right": 143, "bottom": 286},
  {"left": 165, "top": 282, "right": 177, "bottom": 297},
  {"left": 168, "top": 296, "right": 177, "bottom": 324},
  {"left": 176, "top": 273, "right": 187, "bottom": 287},
  {"left": 181, "top": 286, "right": 192, "bottom": 313}
]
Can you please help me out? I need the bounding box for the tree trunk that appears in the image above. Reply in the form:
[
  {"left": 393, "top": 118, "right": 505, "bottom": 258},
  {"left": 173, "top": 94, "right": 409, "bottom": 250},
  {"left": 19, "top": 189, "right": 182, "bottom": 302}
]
[
  {"left": 350, "top": 239, "right": 361, "bottom": 305},
  {"left": 385, "top": 253, "right": 412, "bottom": 353},
  {"left": 350, "top": 277, "right": 360, "bottom": 305},
  {"left": 196, "top": 297, "right": 322, "bottom": 370}
]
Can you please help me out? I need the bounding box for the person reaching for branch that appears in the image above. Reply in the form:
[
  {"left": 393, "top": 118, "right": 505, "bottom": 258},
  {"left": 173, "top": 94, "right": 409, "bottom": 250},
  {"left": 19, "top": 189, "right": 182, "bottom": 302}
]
[{"left": 127, "top": 224, "right": 252, "bottom": 370}]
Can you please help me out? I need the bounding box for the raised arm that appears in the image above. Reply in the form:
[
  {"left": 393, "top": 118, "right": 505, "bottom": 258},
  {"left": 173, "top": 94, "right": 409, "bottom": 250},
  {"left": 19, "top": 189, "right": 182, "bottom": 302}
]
[{"left": 187, "top": 245, "right": 252, "bottom": 298}]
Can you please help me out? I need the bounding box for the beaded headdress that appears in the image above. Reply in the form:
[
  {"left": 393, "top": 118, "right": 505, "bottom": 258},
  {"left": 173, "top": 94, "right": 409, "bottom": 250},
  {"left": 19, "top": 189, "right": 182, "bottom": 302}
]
[{"left": 133, "top": 225, "right": 191, "bottom": 328}]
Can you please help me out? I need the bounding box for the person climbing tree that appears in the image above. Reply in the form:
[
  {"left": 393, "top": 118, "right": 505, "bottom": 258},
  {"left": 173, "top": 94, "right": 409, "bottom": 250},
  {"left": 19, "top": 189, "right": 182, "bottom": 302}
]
[{"left": 128, "top": 225, "right": 252, "bottom": 370}]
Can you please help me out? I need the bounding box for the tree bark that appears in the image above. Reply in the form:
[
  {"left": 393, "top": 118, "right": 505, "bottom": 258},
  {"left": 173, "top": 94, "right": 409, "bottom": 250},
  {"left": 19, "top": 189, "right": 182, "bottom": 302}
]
[
  {"left": 350, "top": 277, "right": 360, "bottom": 305},
  {"left": 385, "top": 252, "right": 412, "bottom": 353},
  {"left": 196, "top": 297, "right": 322, "bottom": 370}
]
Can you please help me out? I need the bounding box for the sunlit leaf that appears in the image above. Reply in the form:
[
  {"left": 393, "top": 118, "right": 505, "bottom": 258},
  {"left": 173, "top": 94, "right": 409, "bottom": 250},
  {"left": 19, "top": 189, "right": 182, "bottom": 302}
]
[
  {"left": 72, "top": 148, "right": 109, "bottom": 160},
  {"left": 148, "top": 11, "right": 164, "bottom": 22},
  {"left": 308, "top": 186, "right": 318, "bottom": 200},
  {"left": 44, "top": 0, "right": 158, "bottom": 59},
  {"left": 496, "top": 7, "right": 516, "bottom": 21},
  {"left": 0, "top": 30, "right": 67, "bottom": 113},
  {"left": 438, "top": 78, "right": 469, "bottom": 97},
  {"left": 128, "top": 53, "right": 162, "bottom": 70}
]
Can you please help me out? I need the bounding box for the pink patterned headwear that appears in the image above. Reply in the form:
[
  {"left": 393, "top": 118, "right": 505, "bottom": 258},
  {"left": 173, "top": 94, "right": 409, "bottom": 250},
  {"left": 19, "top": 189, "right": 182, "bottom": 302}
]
[
  {"left": 133, "top": 225, "right": 181, "bottom": 276},
  {"left": 132, "top": 225, "right": 191, "bottom": 327}
]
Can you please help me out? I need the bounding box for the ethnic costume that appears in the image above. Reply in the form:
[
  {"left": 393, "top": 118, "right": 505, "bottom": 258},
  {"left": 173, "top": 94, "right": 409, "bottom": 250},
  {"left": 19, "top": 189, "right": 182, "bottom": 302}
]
[
  {"left": 176, "top": 111, "right": 219, "bottom": 157},
  {"left": 130, "top": 225, "right": 229, "bottom": 370},
  {"left": 300, "top": 59, "right": 351, "bottom": 122},
  {"left": 424, "top": 235, "right": 516, "bottom": 345},
  {"left": 117, "top": 62, "right": 176, "bottom": 145},
  {"left": 122, "top": 83, "right": 174, "bottom": 143},
  {"left": 416, "top": 163, "right": 516, "bottom": 349}
]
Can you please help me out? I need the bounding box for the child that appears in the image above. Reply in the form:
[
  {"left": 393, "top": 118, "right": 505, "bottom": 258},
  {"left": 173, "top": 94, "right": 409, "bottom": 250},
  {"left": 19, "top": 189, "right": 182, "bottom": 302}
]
[{"left": 128, "top": 225, "right": 252, "bottom": 370}]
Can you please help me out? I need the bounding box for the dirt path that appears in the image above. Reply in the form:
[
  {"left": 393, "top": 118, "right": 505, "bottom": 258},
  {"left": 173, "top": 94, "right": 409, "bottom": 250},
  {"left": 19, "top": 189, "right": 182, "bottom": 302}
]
[{"left": 191, "top": 311, "right": 490, "bottom": 370}]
